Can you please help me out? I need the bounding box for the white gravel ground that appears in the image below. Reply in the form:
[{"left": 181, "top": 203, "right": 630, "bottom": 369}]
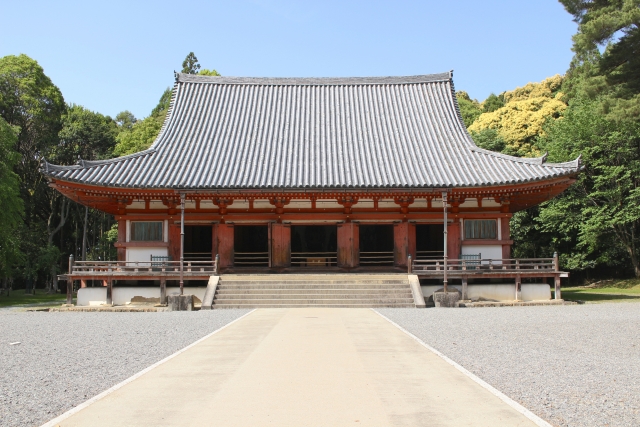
[
  {"left": 0, "top": 309, "right": 250, "bottom": 427},
  {"left": 376, "top": 303, "right": 640, "bottom": 427}
]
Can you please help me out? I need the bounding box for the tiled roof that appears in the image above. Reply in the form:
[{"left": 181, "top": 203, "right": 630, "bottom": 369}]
[{"left": 43, "top": 72, "right": 580, "bottom": 189}]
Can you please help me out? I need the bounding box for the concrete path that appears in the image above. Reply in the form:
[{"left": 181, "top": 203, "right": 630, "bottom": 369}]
[{"left": 55, "top": 309, "right": 539, "bottom": 426}]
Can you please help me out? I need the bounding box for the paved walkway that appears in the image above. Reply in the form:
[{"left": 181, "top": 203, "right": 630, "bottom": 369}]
[{"left": 55, "top": 309, "right": 539, "bottom": 426}]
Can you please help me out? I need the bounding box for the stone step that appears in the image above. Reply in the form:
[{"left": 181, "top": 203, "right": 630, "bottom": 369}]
[
  {"left": 212, "top": 298, "right": 415, "bottom": 305},
  {"left": 220, "top": 274, "right": 409, "bottom": 281},
  {"left": 215, "top": 289, "right": 412, "bottom": 295},
  {"left": 212, "top": 303, "right": 415, "bottom": 308},
  {"left": 220, "top": 282, "right": 410, "bottom": 287},
  {"left": 217, "top": 283, "right": 410, "bottom": 290},
  {"left": 215, "top": 293, "right": 413, "bottom": 300}
]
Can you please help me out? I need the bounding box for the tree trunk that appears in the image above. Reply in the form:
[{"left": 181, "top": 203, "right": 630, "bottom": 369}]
[{"left": 47, "top": 197, "right": 71, "bottom": 294}]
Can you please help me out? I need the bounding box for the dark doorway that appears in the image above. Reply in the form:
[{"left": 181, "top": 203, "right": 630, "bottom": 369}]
[
  {"left": 234, "top": 225, "right": 269, "bottom": 267},
  {"left": 416, "top": 224, "right": 444, "bottom": 260},
  {"left": 291, "top": 225, "right": 337, "bottom": 267},
  {"left": 184, "top": 225, "right": 212, "bottom": 261},
  {"left": 359, "top": 224, "right": 394, "bottom": 266}
]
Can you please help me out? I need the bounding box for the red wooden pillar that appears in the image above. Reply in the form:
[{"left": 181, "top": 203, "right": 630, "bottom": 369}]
[
  {"left": 168, "top": 223, "right": 180, "bottom": 262},
  {"left": 216, "top": 224, "right": 234, "bottom": 269},
  {"left": 394, "top": 222, "right": 409, "bottom": 267},
  {"left": 337, "top": 223, "right": 359, "bottom": 268},
  {"left": 447, "top": 220, "right": 461, "bottom": 260},
  {"left": 501, "top": 216, "right": 511, "bottom": 259},
  {"left": 271, "top": 223, "right": 291, "bottom": 268},
  {"left": 117, "top": 219, "right": 126, "bottom": 261}
]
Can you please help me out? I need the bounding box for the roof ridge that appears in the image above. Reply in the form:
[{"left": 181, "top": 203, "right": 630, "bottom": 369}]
[{"left": 176, "top": 73, "right": 452, "bottom": 86}]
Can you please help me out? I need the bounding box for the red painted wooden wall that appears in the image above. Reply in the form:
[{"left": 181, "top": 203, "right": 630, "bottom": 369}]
[
  {"left": 217, "top": 224, "right": 234, "bottom": 268},
  {"left": 271, "top": 223, "right": 291, "bottom": 268},
  {"left": 337, "top": 223, "right": 359, "bottom": 268}
]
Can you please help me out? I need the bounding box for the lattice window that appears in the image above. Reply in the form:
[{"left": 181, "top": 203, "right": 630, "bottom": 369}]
[
  {"left": 130, "top": 221, "right": 163, "bottom": 241},
  {"left": 464, "top": 220, "right": 497, "bottom": 239}
]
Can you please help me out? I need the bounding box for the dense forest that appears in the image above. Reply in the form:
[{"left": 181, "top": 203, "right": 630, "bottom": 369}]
[{"left": 1, "top": 2, "right": 639, "bottom": 293}]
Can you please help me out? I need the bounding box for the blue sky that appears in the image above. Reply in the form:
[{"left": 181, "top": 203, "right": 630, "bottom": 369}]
[{"left": 1, "top": 0, "right": 576, "bottom": 119}]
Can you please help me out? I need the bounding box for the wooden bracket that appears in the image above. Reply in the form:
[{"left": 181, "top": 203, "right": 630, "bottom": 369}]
[
  {"left": 214, "top": 198, "right": 234, "bottom": 215},
  {"left": 269, "top": 197, "right": 290, "bottom": 214},
  {"left": 337, "top": 196, "right": 358, "bottom": 214},
  {"left": 394, "top": 197, "right": 414, "bottom": 214}
]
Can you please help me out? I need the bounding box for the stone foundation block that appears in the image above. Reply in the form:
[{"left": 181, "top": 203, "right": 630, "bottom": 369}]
[
  {"left": 168, "top": 294, "right": 194, "bottom": 311},
  {"left": 433, "top": 291, "right": 460, "bottom": 308}
]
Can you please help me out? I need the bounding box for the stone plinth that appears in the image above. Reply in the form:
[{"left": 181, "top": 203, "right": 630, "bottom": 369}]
[
  {"left": 168, "top": 295, "right": 194, "bottom": 311},
  {"left": 433, "top": 292, "right": 460, "bottom": 308}
]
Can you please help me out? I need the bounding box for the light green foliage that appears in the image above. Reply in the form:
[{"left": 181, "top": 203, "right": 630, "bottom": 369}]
[
  {"left": 199, "top": 68, "right": 221, "bottom": 76},
  {"left": 114, "top": 89, "right": 170, "bottom": 156},
  {"left": 113, "top": 115, "right": 163, "bottom": 156},
  {"left": 455, "top": 91, "right": 482, "bottom": 128},
  {"left": 469, "top": 75, "right": 567, "bottom": 157},
  {"left": 536, "top": 98, "right": 640, "bottom": 277},
  {"left": 0, "top": 117, "right": 24, "bottom": 277}
]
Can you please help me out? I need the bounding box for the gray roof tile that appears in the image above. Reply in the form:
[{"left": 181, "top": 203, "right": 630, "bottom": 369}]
[{"left": 43, "top": 73, "right": 580, "bottom": 189}]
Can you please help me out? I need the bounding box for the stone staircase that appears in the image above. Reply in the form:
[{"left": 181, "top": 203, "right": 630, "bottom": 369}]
[{"left": 209, "top": 274, "right": 420, "bottom": 308}]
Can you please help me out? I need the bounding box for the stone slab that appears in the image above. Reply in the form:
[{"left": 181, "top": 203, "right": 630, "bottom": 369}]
[{"left": 53, "top": 308, "right": 540, "bottom": 427}]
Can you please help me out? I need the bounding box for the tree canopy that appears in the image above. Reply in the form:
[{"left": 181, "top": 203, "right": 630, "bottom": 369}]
[
  {"left": 468, "top": 75, "right": 567, "bottom": 157},
  {"left": 560, "top": 0, "right": 640, "bottom": 119}
]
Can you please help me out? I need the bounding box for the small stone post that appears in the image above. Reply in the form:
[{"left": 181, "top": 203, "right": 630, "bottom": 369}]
[
  {"left": 461, "top": 276, "right": 468, "bottom": 301},
  {"left": 160, "top": 278, "right": 167, "bottom": 304},
  {"left": 215, "top": 254, "right": 220, "bottom": 275},
  {"left": 407, "top": 255, "right": 412, "bottom": 274}
]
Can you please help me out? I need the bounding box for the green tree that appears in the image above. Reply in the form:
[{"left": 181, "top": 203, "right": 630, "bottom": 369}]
[
  {"left": 455, "top": 91, "right": 482, "bottom": 128},
  {"left": 560, "top": 0, "right": 640, "bottom": 119},
  {"left": 55, "top": 104, "right": 118, "bottom": 164},
  {"left": 536, "top": 98, "right": 640, "bottom": 277},
  {"left": 482, "top": 93, "right": 504, "bottom": 113},
  {"left": 0, "top": 54, "right": 65, "bottom": 216},
  {"left": 114, "top": 90, "right": 171, "bottom": 156},
  {"left": 0, "top": 117, "right": 24, "bottom": 283},
  {"left": 182, "top": 52, "right": 201, "bottom": 74},
  {"left": 115, "top": 110, "right": 136, "bottom": 130},
  {"left": 0, "top": 54, "right": 67, "bottom": 291}
]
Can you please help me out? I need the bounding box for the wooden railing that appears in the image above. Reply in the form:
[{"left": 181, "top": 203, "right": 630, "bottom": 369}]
[
  {"left": 234, "top": 252, "right": 269, "bottom": 267},
  {"left": 415, "top": 250, "right": 445, "bottom": 260},
  {"left": 70, "top": 259, "right": 218, "bottom": 276},
  {"left": 184, "top": 252, "right": 212, "bottom": 261},
  {"left": 359, "top": 251, "right": 394, "bottom": 266},
  {"left": 291, "top": 252, "right": 337, "bottom": 267},
  {"left": 410, "top": 257, "right": 559, "bottom": 275}
]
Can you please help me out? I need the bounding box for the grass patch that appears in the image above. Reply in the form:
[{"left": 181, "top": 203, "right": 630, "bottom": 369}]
[
  {"left": 562, "top": 278, "right": 640, "bottom": 303},
  {"left": 0, "top": 289, "right": 68, "bottom": 308}
]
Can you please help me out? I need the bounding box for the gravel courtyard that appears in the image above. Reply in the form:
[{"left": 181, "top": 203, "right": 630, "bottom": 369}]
[
  {"left": 377, "top": 303, "right": 640, "bottom": 427},
  {"left": 1, "top": 304, "right": 638, "bottom": 427},
  {"left": 0, "top": 309, "right": 250, "bottom": 427}
]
